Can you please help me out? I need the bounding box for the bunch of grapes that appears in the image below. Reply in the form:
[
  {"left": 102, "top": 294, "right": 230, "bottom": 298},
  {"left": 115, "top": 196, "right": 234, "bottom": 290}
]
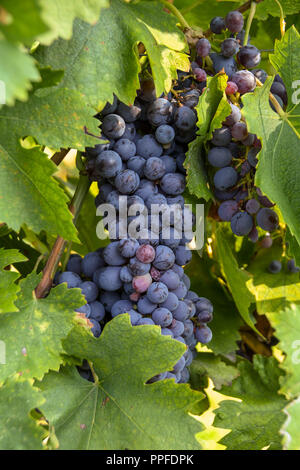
[
  {"left": 56, "top": 83, "right": 214, "bottom": 384},
  {"left": 193, "top": 10, "right": 286, "bottom": 242}
]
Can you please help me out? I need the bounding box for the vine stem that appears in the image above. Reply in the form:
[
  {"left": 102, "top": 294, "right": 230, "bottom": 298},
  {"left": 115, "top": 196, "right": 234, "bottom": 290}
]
[
  {"left": 88, "top": 361, "right": 99, "bottom": 385},
  {"left": 255, "top": 77, "right": 286, "bottom": 118},
  {"left": 35, "top": 173, "right": 91, "bottom": 299},
  {"left": 274, "top": 0, "right": 286, "bottom": 37},
  {"left": 159, "top": 0, "right": 190, "bottom": 30},
  {"left": 243, "top": 1, "right": 257, "bottom": 46}
]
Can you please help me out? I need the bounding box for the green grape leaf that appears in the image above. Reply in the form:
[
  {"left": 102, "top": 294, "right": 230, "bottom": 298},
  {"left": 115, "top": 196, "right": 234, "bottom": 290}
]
[
  {"left": 190, "top": 352, "right": 239, "bottom": 390},
  {"left": 186, "top": 253, "right": 242, "bottom": 356},
  {"left": 0, "top": 0, "right": 48, "bottom": 43},
  {"left": 0, "top": 376, "right": 44, "bottom": 450},
  {"left": 0, "top": 39, "right": 40, "bottom": 106},
  {"left": 184, "top": 73, "right": 231, "bottom": 200},
  {"left": 214, "top": 356, "right": 287, "bottom": 450},
  {"left": 0, "top": 87, "right": 100, "bottom": 151},
  {"left": 0, "top": 143, "right": 79, "bottom": 242},
  {"left": 215, "top": 226, "right": 257, "bottom": 332},
  {"left": 242, "top": 28, "right": 300, "bottom": 247},
  {"left": 38, "top": 315, "right": 205, "bottom": 450},
  {"left": 0, "top": 273, "right": 84, "bottom": 382},
  {"left": 35, "top": 0, "right": 189, "bottom": 110},
  {"left": 256, "top": 0, "right": 300, "bottom": 20},
  {"left": 247, "top": 241, "right": 300, "bottom": 315},
  {"left": 268, "top": 304, "right": 300, "bottom": 399},
  {"left": 0, "top": 248, "right": 27, "bottom": 313},
  {"left": 281, "top": 397, "right": 300, "bottom": 450},
  {"left": 38, "top": 0, "right": 109, "bottom": 45}
]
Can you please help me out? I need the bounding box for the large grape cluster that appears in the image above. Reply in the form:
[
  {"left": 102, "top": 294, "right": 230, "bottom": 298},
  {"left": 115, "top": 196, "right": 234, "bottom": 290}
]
[{"left": 56, "top": 82, "right": 214, "bottom": 384}]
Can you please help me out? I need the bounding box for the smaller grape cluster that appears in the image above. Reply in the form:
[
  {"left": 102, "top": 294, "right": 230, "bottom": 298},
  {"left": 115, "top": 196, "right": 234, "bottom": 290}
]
[
  {"left": 268, "top": 258, "right": 300, "bottom": 274},
  {"left": 191, "top": 10, "right": 287, "bottom": 242}
]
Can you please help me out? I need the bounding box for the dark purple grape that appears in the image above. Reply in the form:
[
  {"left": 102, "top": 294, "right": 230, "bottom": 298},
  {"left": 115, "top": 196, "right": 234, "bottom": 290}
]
[
  {"left": 237, "top": 45, "right": 261, "bottom": 69},
  {"left": 147, "top": 98, "right": 173, "bottom": 127},
  {"left": 175, "top": 246, "right": 192, "bottom": 266},
  {"left": 102, "top": 114, "right": 126, "bottom": 139},
  {"left": 147, "top": 282, "right": 169, "bottom": 304},
  {"left": 218, "top": 200, "right": 239, "bottom": 221},
  {"left": 58, "top": 271, "right": 82, "bottom": 288},
  {"left": 287, "top": 259, "right": 300, "bottom": 274},
  {"left": 246, "top": 199, "right": 260, "bottom": 215},
  {"left": 94, "top": 151, "right": 122, "bottom": 178},
  {"left": 113, "top": 139, "right": 136, "bottom": 161},
  {"left": 136, "top": 134, "right": 163, "bottom": 159},
  {"left": 268, "top": 260, "right": 282, "bottom": 274},
  {"left": 214, "top": 167, "right": 238, "bottom": 191},
  {"left": 153, "top": 245, "right": 175, "bottom": 271},
  {"left": 225, "top": 103, "right": 242, "bottom": 126},
  {"left": 231, "top": 211, "right": 253, "bottom": 236},
  {"left": 80, "top": 281, "right": 99, "bottom": 303},
  {"left": 195, "top": 325, "right": 213, "bottom": 344},
  {"left": 198, "top": 310, "right": 213, "bottom": 323},
  {"left": 211, "top": 127, "right": 232, "bottom": 147},
  {"left": 174, "top": 106, "right": 197, "bottom": 132},
  {"left": 66, "top": 255, "right": 82, "bottom": 275},
  {"left": 221, "top": 38, "right": 240, "bottom": 57},
  {"left": 208, "top": 147, "right": 232, "bottom": 168},
  {"left": 231, "top": 122, "right": 248, "bottom": 141},
  {"left": 160, "top": 173, "right": 186, "bottom": 195},
  {"left": 248, "top": 226, "right": 259, "bottom": 243},
  {"left": 144, "top": 157, "right": 166, "bottom": 180},
  {"left": 210, "top": 53, "right": 238, "bottom": 79},
  {"left": 210, "top": 16, "right": 226, "bottom": 34},
  {"left": 256, "top": 208, "right": 279, "bottom": 232},
  {"left": 252, "top": 69, "right": 268, "bottom": 84},
  {"left": 116, "top": 102, "right": 141, "bottom": 123},
  {"left": 155, "top": 125, "right": 175, "bottom": 145},
  {"left": 231, "top": 70, "right": 256, "bottom": 94},
  {"left": 196, "top": 38, "right": 211, "bottom": 57},
  {"left": 115, "top": 170, "right": 140, "bottom": 194},
  {"left": 225, "top": 11, "right": 244, "bottom": 33}
]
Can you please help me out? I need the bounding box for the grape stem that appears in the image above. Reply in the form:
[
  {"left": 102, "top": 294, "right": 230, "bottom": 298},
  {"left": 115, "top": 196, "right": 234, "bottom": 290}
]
[
  {"left": 35, "top": 173, "right": 91, "bottom": 299},
  {"left": 159, "top": 0, "right": 190, "bottom": 30},
  {"left": 88, "top": 361, "right": 99, "bottom": 385},
  {"left": 243, "top": 1, "right": 257, "bottom": 46},
  {"left": 255, "top": 77, "right": 286, "bottom": 118}
]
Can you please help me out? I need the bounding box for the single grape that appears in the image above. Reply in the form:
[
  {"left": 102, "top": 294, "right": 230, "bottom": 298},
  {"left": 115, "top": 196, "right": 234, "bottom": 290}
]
[
  {"left": 196, "top": 38, "right": 211, "bottom": 57},
  {"left": 194, "top": 68, "right": 207, "bottom": 82},
  {"left": 132, "top": 273, "right": 152, "bottom": 293},
  {"left": 226, "top": 81, "right": 239, "bottom": 95},
  {"left": 160, "top": 173, "right": 186, "bottom": 195},
  {"left": 153, "top": 245, "right": 175, "bottom": 271},
  {"left": 268, "top": 260, "right": 282, "bottom": 274},
  {"left": 261, "top": 236, "right": 273, "bottom": 249},
  {"left": 237, "top": 45, "right": 261, "bottom": 69},
  {"left": 76, "top": 304, "right": 91, "bottom": 316},
  {"left": 171, "top": 280, "right": 188, "bottom": 300},
  {"left": 80, "top": 281, "right": 99, "bottom": 303},
  {"left": 115, "top": 169, "right": 140, "bottom": 194},
  {"left": 155, "top": 125, "right": 175, "bottom": 145},
  {"left": 160, "top": 155, "right": 177, "bottom": 174},
  {"left": 102, "top": 114, "right": 126, "bottom": 139},
  {"left": 174, "top": 106, "right": 197, "bottom": 132},
  {"left": 208, "top": 147, "right": 232, "bottom": 167},
  {"left": 129, "top": 257, "right": 151, "bottom": 276},
  {"left": 144, "top": 157, "right": 166, "bottom": 180},
  {"left": 119, "top": 238, "right": 139, "bottom": 258},
  {"left": 100, "top": 291, "right": 120, "bottom": 312},
  {"left": 103, "top": 241, "right": 126, "bottom": 266},
  {"left": 136, "top": 134, "right": 163, "bottom": 159},
  {"left": 111, "top": 300, "right": 133, "bottom": 317},
  {"left": 248, "top": 226, "right": 259, "bottom": 243},
  {"left": 127, "top": 156, "right": 146, "bottom": 177},
  {"left": 170, "top": 319, "right": 185, "bottom": 337},
  {"left": 221, "top": 38, "right": 240, "bottom": 57},
  {"left": 213, "top": 167, "right": 238, "bottom": 191},
  {"left": 211, "top": 53, "right": 238, "bottom": 79},
  {"left": 137, "top": 296, "right": 157, "bottom": 314},
  {"left": 252, "top": 69, "right": 268, "bottom": 84},
  {"left": 58, "top": 271, "right": 81, "bottom": 288},
  {"left": 175, "top": 246, "right": 192, "bottom": 266},
  {"left": 231, "top": 70, "right": 256, "bottom": 94},
  {"left": 231, "top": 121, "right": 248, "bottom": 141},
  {"left": 152, "top": 307, "right": 173, "bottom": 327},
  {"left": 160, "top": 292, "right": 179, "bottom": 312},
  {"left": 137, "top": 317, "right": 155, "bottom": 326},
  {"left": 195, "top": 325, "right": 213, "bottom": 344},
  {"left": 89, "top": 301, "right": 106, "bottom": 322},
  {"left": 231, "top": 211, "right": 253, "bottom": 236},
  {"left": 256, "top": 208, "right": 279, "bottom": 232},
  {"left": 211, "top": 127, "right": 232, "bottom": 147},
  {"left": 287, "top": 259, "right": 300, "bottom": 274},
  {"left": 120, "top": 266, "right": 133, "bottom": 283},
  {"left": 135, "top": 179, "right": 158, "bottom": 200},
  {"left": 147, "top": 98, "right": 173, "bottom": 127},
  {"left": 210, "top": 16, "right": 226, "bottom": 34},
  {"left": 218, "top": 200, "right": 239, "bottom": 221},
  {"left": 147, "top": 282, "right": 169, "bottom": 304},
  {"left": 160, "top": 270, "right": 180, "bottom": 290},
  {"left": 113, "top": 139, "right": 136, "bottom": 161},
  {"left": 172, "top": 356, "right": 185, "bottom": 374},
  {"left": 66, "top": 255, "right": 82, "bottom": 275},
  {"left": 225, "top": 11, "right": 244, "bottom": 33},
  {"left": 97, "top": 267, "right": 122, "bottom": 291},
  {"left": 246, "top": 198, "right": 260, "bottom": 215},
  {"left": 225, "top": 103, "right": 242, "bottom": 126},
  {"left": 95, "top": 150, "right": 122, "bottom": 178},
  {"left": 198, "top": 310, "right": 213, "bottom": 323},
  {"left": 172, "top": 301, "right": 189, "bottom": 322}
]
